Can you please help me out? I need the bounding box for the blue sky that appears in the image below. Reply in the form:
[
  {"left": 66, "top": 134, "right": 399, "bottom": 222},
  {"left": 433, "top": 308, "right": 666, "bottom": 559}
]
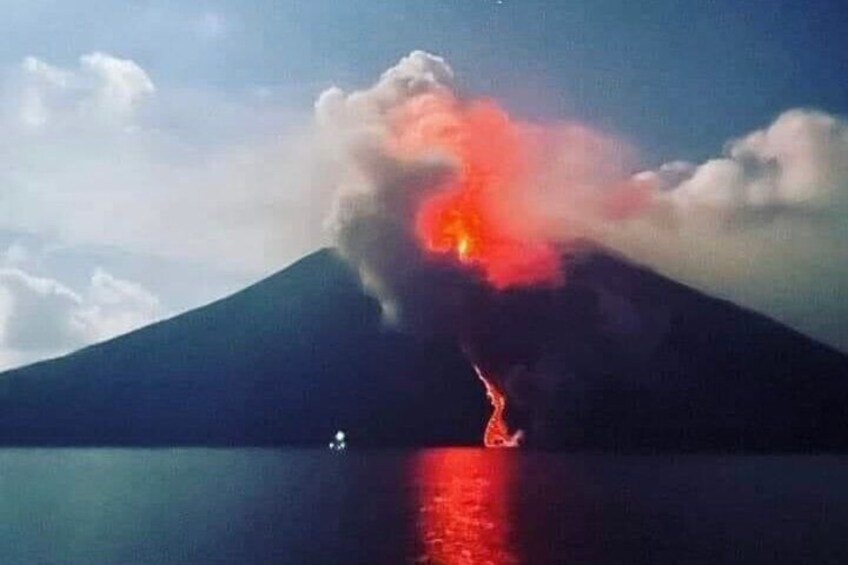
[{"left": 0, "top": 0, "right": 846, "bottom": 368}]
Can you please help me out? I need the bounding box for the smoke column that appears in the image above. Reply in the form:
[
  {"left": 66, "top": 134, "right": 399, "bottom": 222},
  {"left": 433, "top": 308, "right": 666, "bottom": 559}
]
[{"left": 319, "top": 50, "right": 646, "bottom": 323}]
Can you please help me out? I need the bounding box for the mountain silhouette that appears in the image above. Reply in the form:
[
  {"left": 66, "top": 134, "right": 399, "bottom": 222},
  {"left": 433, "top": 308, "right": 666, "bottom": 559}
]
[{"left": 0, "top": 248, "right": 845, "bottom": 450}]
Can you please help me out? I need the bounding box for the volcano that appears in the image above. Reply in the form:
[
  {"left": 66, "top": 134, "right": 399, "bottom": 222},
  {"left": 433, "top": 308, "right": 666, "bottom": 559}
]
[{"left": 0, "top": 249, "right": 846, "bottom": 450}]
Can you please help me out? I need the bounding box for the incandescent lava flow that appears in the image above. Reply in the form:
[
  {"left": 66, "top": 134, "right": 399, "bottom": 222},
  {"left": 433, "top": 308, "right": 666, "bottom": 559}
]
[{"left": 474, "top": 365, "right": 523, "bottom": 448}]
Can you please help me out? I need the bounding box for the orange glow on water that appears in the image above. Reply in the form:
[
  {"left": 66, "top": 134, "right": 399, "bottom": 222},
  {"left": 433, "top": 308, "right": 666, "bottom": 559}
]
[
  {"left": 474, "top": 366, "right": 522, "bottom": 448},
  {"left": 415, "top": 449, "right": 518, "bottom": 564}
]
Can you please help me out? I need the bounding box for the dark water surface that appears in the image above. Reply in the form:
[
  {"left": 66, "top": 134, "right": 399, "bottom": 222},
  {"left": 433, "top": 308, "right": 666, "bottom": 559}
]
[{"left": 1, "top": 449, "right": 846, "bottom": 564}]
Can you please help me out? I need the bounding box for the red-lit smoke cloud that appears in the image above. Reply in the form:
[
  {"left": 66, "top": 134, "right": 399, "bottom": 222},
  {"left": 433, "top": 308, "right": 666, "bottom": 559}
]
[
  {"left": 390, "top": 93, "right": 562, "bottom": 288},
  {"left": 319, "top": 51, "right": 650, "bottom": 320}
]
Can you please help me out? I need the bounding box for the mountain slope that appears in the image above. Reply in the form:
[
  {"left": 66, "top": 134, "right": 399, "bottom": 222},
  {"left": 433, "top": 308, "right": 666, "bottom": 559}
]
[
  {"left": 0, "top": 248, "right": 846, "bottom": 449},
  {"left": 0, "top": 250, "right": 486, "bottom": 446},
  {"left": 481, "top": 252, "right": 848, "bottom": 450}
]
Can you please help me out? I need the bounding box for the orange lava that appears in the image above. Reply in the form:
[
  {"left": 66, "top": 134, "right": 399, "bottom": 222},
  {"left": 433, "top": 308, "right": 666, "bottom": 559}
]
[
  {"left": 474, "top": 365, "right": 522, "bottom": 448},
  {"left": 390, "top": 92, "right": 562, "bottom": 289}
]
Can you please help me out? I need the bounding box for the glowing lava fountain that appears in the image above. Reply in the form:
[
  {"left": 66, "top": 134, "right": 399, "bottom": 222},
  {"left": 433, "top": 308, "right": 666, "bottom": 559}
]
[{"left": 474, "top": 365, "right": 523, "bottom": 448}]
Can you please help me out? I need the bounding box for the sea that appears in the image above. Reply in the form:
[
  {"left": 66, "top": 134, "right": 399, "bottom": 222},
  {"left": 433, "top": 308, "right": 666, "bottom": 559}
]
[{"left": 1, "top": 448, "right": 846, "bottom": 564}]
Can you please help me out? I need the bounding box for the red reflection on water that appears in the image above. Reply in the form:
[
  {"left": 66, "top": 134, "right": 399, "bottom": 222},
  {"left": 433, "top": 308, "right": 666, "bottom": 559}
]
[{"left": 414, "top": 449, "right": 518, "bottom": 564}]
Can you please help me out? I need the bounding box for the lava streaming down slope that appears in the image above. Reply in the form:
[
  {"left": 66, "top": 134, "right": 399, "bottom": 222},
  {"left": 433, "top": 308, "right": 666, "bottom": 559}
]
[{"left": 474, "top": 365, "right": 523, "bottom": 448}]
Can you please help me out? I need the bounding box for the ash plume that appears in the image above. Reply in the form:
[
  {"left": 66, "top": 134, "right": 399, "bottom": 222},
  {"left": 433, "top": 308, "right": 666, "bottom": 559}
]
[
  {"left": 319, "top": 51, "right": 642, "bottom": 335},
  {"left": 317, "top": 52, "right": 477, "bottom": 334}
]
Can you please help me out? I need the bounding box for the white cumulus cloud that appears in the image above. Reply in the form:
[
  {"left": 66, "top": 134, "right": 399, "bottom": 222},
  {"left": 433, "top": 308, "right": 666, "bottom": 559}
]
[
  {"left": 17, "top": 52, "right": 155, "bottom": 129},
  {"left": 0, "top": 246, "right": 165, "bottom": 371}
]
